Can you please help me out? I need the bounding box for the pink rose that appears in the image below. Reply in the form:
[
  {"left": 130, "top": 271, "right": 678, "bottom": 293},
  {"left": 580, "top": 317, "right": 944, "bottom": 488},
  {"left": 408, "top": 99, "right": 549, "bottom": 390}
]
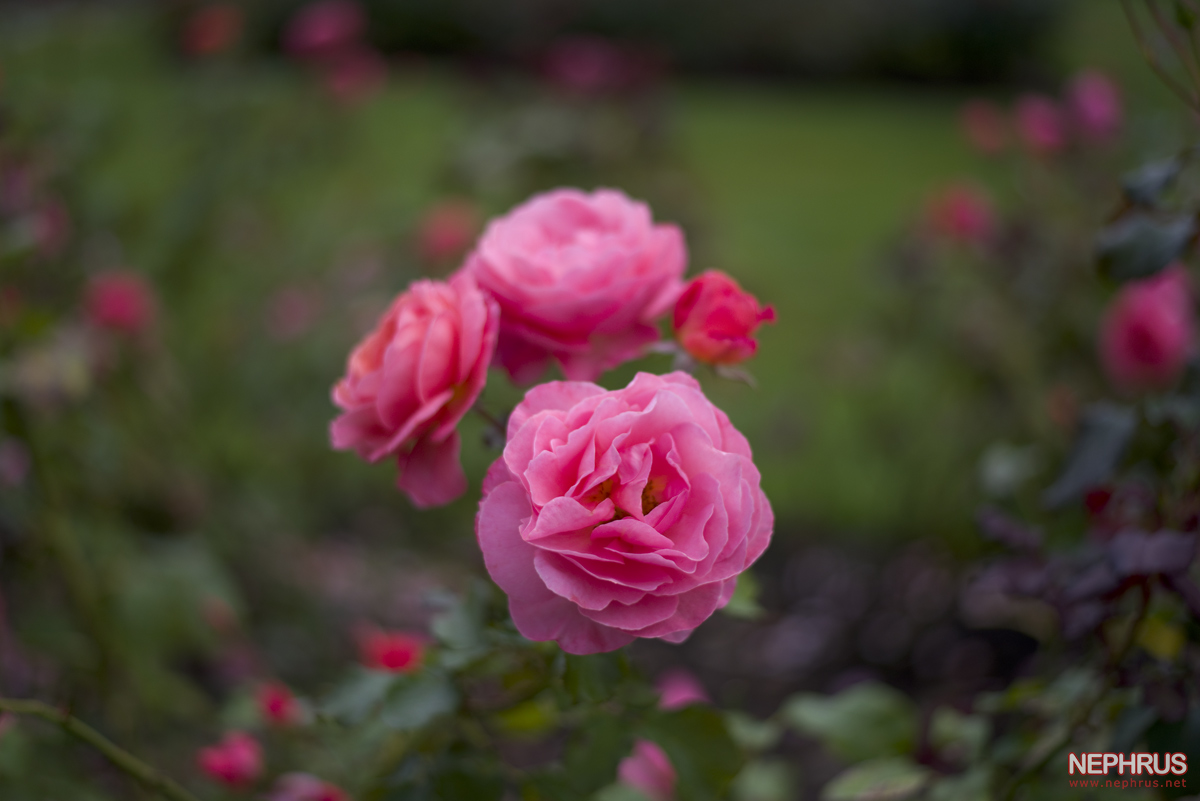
[
  {"left": 357, "top": 627, "right": 425, "bottom": 673},
  {"left": 959, "top": 99, "right": 1008, "bottom": 156},
  {"left": 618, "top": 740, "right": 676, "bottom": 801},
  {"left": 284, "top": 0, "right": 364, "bottom": 60},
  {"left": 257, "top": 682, "right": 300, "bottom": 726},
  {"left": 925, "top": 182, "right": 996, "bottom": 244},
  {"left": 197, "top": 731, "right": 263, "bottom": 788},
  {"left": 475, "top": 371, "right": 773, "bottom": 655},
  {"left": 543, "top": 37, "right": 631, "bottom": 94},
  {"left": 656, "top": 668, "right": 710, "bottom": 710},
  {"left": 465, "top": 188, "right": 686, "bottom": 383},
  {"left": 85, "top": 270, "right": 156, "bottom": 334},
  {"left": 1015, "top": 94, "right": 1068, "bottom": 156},
  {"left": 1067, "top": 69, "right": 1122, "bottom": 142},
  {"left": 1100, "top": 265, "right": 1195, "bottom": 391},
  {"left": 672, "top": 270, "right": 775, "bottom": 366},
  {"left": 330, "top": 273, "right": 499, "bottom": 508}
]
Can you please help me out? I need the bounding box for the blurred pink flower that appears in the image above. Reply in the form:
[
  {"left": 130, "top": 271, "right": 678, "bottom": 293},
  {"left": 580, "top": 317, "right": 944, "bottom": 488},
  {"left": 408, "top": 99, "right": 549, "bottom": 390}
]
[
  {"left": 1067, "top": 69, "right": 1122, "bottom": 142},
  {"left": 417, "top": 199, "right": 480, "bottom": 264},
  {"left": 329, "top": 272, "right": 498, "bottom": 508},
  {"left": 618, "top": 740, "right": 676, "bottom": 801},
  {"left": 1100, "top": 265, "right": 1195, "bottom": 391},
  {"left": 544, "top": 37, "right": 631, "bottom": 94},
  {"left": 284, "top": 0, "right": 364, "bottom": 60},
  {"left": 465, "top": 188, "right": 685, "bottom": 383},
  {"left": 267, "top": 285, "right": 322, "bottom": 341},
  {"left": 321, "top": 46, "right": 387, "bottom": 104},
  {"left": 32, "top": 200, "right": 70, "bottom": 259},
  {"left": 0, "top": 439, "right": 29, "bottom": 488},
  {"left": 197, "top": 731, "right": 263, "bottom": 788},
  {"left": 85, "top": 271, "right": 156, "bottom": 335},
  {"left": 672, "top": 270, "right": 775, "bottom": 366},
  {"left": 1015, "top": 94, "right": 1068, "bottom": 156},
  {"left": 268, "top": 773, "right": 350, "bottom": 801},
  {"left": 959, "top": 99, "right": 1008, "bottom": 155},
  {"left": 656, "top": 668, "right": 709, "bottom": 710},
  {"left": 358, "top": 628, "right": 425, "bottom": 673},
  {"left": 258, "top": 682, "right": 300, "bottom": 726},
  {"left": 926, "top": 183, "right": 996, "bottom": 244},
  {"left": 182, "top": 3, "right": 243, "bottom": 57}
]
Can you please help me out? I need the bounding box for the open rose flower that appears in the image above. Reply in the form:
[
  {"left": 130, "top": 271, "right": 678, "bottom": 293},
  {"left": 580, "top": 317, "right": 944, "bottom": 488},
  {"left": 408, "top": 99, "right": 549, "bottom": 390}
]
[
  {"left": 465, "top": 188, "right": 685, "bottom": 383},
  {"left": 330, "top": 273, "right": 498, "bottom": 507},
  {"left": 476, "top": 371, "right": 773, "bottom": 655},
  {"left": 1100, "top": 265, "right": 1195, "bottom": 391},
  {"left": 673, "top": 270, "right": 775, "bottom": 365}
]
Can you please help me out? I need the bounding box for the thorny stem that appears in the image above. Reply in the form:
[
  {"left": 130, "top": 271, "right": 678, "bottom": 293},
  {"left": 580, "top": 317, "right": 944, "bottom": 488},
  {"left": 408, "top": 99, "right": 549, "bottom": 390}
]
[
  {"left": 1123, "top": 0, "right": 1200, "bottom": 114},
  {"left": 1000, "top": 587, "right": 1151, "bottom": 800},
  {"left": 0, "top": 698, "right": 201, "bottom": 801}
]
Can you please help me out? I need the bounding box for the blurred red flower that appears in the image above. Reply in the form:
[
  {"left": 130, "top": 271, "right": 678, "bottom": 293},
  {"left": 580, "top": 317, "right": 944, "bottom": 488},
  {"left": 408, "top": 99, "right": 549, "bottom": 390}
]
[
  {"left": 182, "top": 3, "right": 243, "bottom": 57},
  {"left": 284, "top": 0, "right": 364, "bottom": 60},
  {"left": 258, "top": 682, "right": 300, "bottom": 726},
  {"left": 197, "top": 731, "right": 263, "bottom": 788},
  {"left": 926, "top": 182, "right": 995, "bottom": 244},
  {"left": 1100, "top": 265, "right": 1195, "bottom": 391},
  {"left": 358, "top": 628, "right": 425, "bottom": 673},
  {"left": 1015, "top": 94, "right": 1068, "bottom": 156},
  {"left": 320, "top": 46, "right": 387, "bottom": 104},
  {"left": 268, "top": 773, "right": 351, "bottom": 801},
  {"left": 959, "top": 99, "right": 1008, "bottom": 155},
  {"left": 85, "top": 271, "right": 156, "bottom": 335},
  {"left": 1067, "top": 69, "right": 1122, "bottom": 142}
]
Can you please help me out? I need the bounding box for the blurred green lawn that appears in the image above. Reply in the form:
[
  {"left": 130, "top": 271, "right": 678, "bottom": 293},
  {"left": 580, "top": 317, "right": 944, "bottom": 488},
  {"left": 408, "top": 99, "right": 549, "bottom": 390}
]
[{"left": 0, "top": 2, "right": 1172, "bottom": 551}]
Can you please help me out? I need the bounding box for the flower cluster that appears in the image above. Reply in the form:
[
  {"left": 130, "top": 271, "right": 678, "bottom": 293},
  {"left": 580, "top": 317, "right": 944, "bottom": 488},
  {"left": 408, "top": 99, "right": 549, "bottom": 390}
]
[{"left": 331, "top": 187, "right": 775, "bottom": 653}]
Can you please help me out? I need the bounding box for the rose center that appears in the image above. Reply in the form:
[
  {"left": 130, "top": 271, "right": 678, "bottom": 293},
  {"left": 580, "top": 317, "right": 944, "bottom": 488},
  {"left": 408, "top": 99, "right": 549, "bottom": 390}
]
[{"left": 642, "top": 476, "right": 667, "bottom": 515}]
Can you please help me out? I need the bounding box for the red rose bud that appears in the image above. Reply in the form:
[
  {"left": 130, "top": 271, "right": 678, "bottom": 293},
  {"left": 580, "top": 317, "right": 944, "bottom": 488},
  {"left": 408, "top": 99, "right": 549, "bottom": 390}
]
[
  {"left": 85, "top": 270, "right": 156, "bottom": 334},
  {"left": 673, "top": 270, "right": 775, "bottom": 365},
  {"left": 959, "top": 99, "right": 1008, "bottom": 156},
  {"left": 182, "top": 3, "right": 243, "bottom": 57},
  {"left": 926, "top": 182, "right": 995, "bottom": 244},
  {"left": 197, "top": 731, "right": 263, "bottom": 788},
  {"left": 358, "top": 628, "right": 424, "bottom": 673},
  {"left": 257, "top": 682, "right": 300, "bottom": 726},
  {"left": 1067, "top": 69, "right": 1122, "bottom": 142},
  {"left": 417, "top": 200, "right": 480, "bottom": 264},
  {"left": 1100, "top": 265, "right": 1195, "bottom": 391},
  {"left": 284, "top": 0, "right": 364, "bottom": 61},
  {"left": 1015, "top": 94, "right": 1068, "bottom": 156}
]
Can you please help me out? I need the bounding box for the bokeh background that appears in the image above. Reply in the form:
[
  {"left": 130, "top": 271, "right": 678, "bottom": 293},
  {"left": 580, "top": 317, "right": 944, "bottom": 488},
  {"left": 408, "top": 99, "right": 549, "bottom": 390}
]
[{"left": 0, "top": 1, "right": 1196, "bottom": 799}]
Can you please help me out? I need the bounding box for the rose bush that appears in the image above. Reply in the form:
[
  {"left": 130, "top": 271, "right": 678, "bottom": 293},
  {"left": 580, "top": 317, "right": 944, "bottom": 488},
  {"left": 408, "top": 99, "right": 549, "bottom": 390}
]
[
  {"left": 465, "top": 187, "right": 685, "bottom": 383},
  {"left": 330, "top": 272, "right": 499, "bottom": 507},
  {"left": 476, "top": 370, "right": 773, "bottom": 654}
]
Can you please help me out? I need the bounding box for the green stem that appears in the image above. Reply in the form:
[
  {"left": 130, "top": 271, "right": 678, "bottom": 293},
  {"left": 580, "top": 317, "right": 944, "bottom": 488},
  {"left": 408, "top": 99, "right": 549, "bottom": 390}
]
[{"left": 0, "top": 698, "right": 201, "bottom": 801}]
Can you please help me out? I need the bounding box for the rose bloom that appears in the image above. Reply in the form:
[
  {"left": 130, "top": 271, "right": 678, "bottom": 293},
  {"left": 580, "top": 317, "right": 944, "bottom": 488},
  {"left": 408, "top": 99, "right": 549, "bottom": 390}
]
[
  {"left": 1067, "top": 69, "right": 1122, "bottom": 142},
  {"left": 182, "top": 3, "right": 243, "bottom": 57},
  {"left": 257, "top": 682, "right": 300, "bottom": 726},
  {"left": 672, "top": 270, "right": 775, "bottom": 366},
  {"left": 618, "top": 740, "right": 676, "bottom": 801},
  {"left": 85, "top": 270, "right": 156, "bottom": 334},
  {"left": 925, "top": 183, "right": 996, "bottom": 245},
  {"left": 330, "top": 273, "right": 498, "bottom": 508},
  {"left": 284, "top": 0, "right": 364, "bottom": 60},
  {"left": 1015, "top": 94, "right": 1068, "bottom": 156},
  {"left": 197, "top": 731, "right": 263, "bottom": 788},
  {"left": 959, "top": 99, "right": 1008, "bottom": 155},
  {"left": 476, "top": 371, "right": 773, "bottom": 655},
  {"left": 1100, "top": 265, "right": 1195, "bottom": 391},
  {"left": 268, "top": 773, "right": 350, "bottom": 801},
  {"left": 359, "top": 628, "right": 425, "bottom": 673},
  {"left": 465, "top": 188, "right": 685, "bottom": 383}
]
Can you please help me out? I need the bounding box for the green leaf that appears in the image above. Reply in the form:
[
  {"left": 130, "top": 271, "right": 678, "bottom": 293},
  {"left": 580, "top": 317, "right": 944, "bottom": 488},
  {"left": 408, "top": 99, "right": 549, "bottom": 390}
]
[
  {"left": 1095, "top": 212, "right": 1195, "bottom": 282},
  {"left": 1041, "top": 402, "right": 1136, "bottom": 509},
  {"left": 432, "top": 768, "right": 505, "bottom": 801},
  {"left": 782, "top": 683, "right": 917, "bottom": 763},
  {"left": 1123, "top": 157, "right": 1183, "bottom": 207},
  {"left": 638, "top": 706, "right": 743, "bottom": 801},
  {"left": 722, "top": 571, "right": 766, "bottom": 619},
  {"left": 731, "top": 759, "right": 796, "bottom": 801},
  {"left": 725, "top": 711, "right": 783, "bottom": 752},
  {"left": 929, "top": 708, "right": 988, "bottom": 764},
  {"left": 820, "top": 757, "right": 930, "bottom": 801},
  {"left": 565, "top": 711, "right": 635, "bottom": 796},
  {"left": 430, "top": 582, "right": 489, "bottom": 669},
  {"left": 592, "top": 784, "right": 655, "bottom": 801},
  {"left": 925, "top": 768, "right": 991, "bottom": 801},
  {"left": 321, "top": 668, "right": 398, "bottom": 725},
  {"left": 563, "top": 652, "right": 627, "bottom": 703},
  {"left": 379, "top": 672, "right": 459, "bottom": 731}
]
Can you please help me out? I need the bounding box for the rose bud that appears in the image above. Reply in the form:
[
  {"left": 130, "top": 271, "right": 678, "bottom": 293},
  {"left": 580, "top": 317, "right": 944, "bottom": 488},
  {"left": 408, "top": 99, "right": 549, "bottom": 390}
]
[
  {"left": 1015, "top": 94, "right": 1068, "bottom": 156},
  {"left": 417, "top": 199, "right": 480, "bottom": 265},
  {"left": 283, "top": 0, "right": 364, "bottom": 61},
  {"left": 182, "top": 3, "right": 243, "bottom": 57},
  {"left": 465, "top": 188, "right": 685, "bottom": 383},
  {"left": 618, "top": 740, "right": 676, "bottom": 801},
  {"left": 925, "top": 183, "right": 996, "bottom": 244},
  {"left": 959, "top": 99, "right": 1008, "bottom": 156},
  {"left": 84, "top": 270, "right": 156, "bottom": 335},
  {"left": 197, "top": 731, "right": 263, "bottom": 788},
  {"left": 656, "top": 668, "right": 709, "bottom": 710},
  {"left": 257, "top": 682, "right": 300, "bottom": 726},
  {"left": 1100, "top": 265, "right": 1195, "bottom": 391},
  {"left": 477, "top": 372, "right": 773, "bottom": 654},
  {"left": 1067, "top": 69, "right": 1122, "bottom": 142},
  {"left": 672, "top": 270, "right": 775, "bottom": 366},
  {"left": 330, "top": 273, "right": 498, "bottom": 508},
  {"left": 358, "top": 628, "right": 425, "bottom": 673}
]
